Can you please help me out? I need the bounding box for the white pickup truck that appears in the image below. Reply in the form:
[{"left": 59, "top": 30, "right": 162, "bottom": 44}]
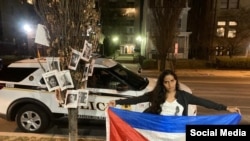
[{"left": 0, "top": 57, "right": 196, "bottom": 133}]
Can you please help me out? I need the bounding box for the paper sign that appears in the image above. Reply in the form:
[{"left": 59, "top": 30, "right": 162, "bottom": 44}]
[{"left": 35, "top": 24, "right": 50, "bottom": 47}]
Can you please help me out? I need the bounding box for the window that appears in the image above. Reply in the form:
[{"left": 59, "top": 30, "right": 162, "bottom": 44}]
[
  {"left": 220, "top": 0, "right": 228, "bottom": 9},
  {"left": 87, "top": 69, "right": 125, "bottom": 90},
  {"left": 217, "top": 27, "right": 225, "bottom": 37},
  {"left": 127, "top": 27, "right": 134, "bottom": 34},
  {"left": 229, "top": 21, "right": 237, "bottom": 26},
  {"left": 218, "top": 21, "right": 226, "bottom": 26},
  {"left": 229, "top": 0, "right": 239, "bottom": 9},
  {"left": 216, "top": 21, "right": 237, "bottom": 38},
  {"left": 228, "top": 29, "right": 236, "bottom": 38},
  {"left": 215, "top": 46, "right": 225, "bottom": 56},
  {"left": 228, "top": 21, "right": 237, "bottom": 38},
  {"left": 0, "top": 67, "right": 38, "bottom": 82},
  {"left": 220, "top": 0, "right": 239, "bottom": 9},
  {"left": 127, "top": 36, "right": 132, "bottom": 42}
]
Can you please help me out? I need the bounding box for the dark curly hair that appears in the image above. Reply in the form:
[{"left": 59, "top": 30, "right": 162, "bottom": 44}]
[{"left": 146, "top": 69, "right": 180, "bottom": 114}]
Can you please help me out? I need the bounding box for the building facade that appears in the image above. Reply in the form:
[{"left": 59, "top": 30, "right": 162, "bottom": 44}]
[
  {"left": 188, "top": 0, "right": 250, "bottom": 60},
  {"left": 213, "top": 0, "right": 250, "bottom": 58},
  {"left": 2, "top": 0, "right": 250, "bottom": 59},
  {"left": 140, "top": 0, "right": 191, "bottom": 59},
  {"left": 100, "top": 0, "right": 141, "bottom": 55}
]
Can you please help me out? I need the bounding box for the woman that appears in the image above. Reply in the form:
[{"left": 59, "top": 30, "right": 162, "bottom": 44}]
[{"left": 108, "top": 69, "right": 240, "bottom": 116}]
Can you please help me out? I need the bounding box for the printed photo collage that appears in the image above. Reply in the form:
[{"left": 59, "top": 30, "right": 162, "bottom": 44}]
[
  {"left": 42, "top": 40, "right": 94, "bottom": 108},
  {"left": 65, "top": 89, "right": 89, "bottom": 108}
]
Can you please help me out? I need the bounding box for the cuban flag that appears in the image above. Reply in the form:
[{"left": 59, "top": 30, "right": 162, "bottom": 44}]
[{"left": 106, "top": 107, "right": 241, "bottom": 141}]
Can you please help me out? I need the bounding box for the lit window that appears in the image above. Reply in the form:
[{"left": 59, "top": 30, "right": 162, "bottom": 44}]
[
  {"left": 217, "top": 21, "right": 226, "bottom": 26},
  {"left": 229, "top": 21, "right": 237, "bottom": 26},
  {"left": 27, "top": 0, "right": 33, "bottom": 4},
  {"left": 217, "top": 27, "right": 225, "bottom": 37},
  {"left": 228, "top": 29, "right": 236, "bottom": 38}
]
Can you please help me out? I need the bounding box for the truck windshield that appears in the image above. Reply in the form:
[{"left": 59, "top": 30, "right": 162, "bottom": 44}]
[{"left": 108, "top": 64, "right": 149, "bottom": 90}]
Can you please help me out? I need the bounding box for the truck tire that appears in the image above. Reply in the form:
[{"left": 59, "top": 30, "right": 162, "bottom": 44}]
[{"left": 16, "top": 104, "right": 50, "bottom": 133}]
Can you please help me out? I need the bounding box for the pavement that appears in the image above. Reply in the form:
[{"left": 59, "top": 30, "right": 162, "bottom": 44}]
[
  {"left": 1, "top": 62, "right": 250, "bottom": 141},
  {"left": 0, "top": 132, "right": 105, "bottom": 141},
  {"left": 122, "top": 63, "right": 250, "bottom": 78}
]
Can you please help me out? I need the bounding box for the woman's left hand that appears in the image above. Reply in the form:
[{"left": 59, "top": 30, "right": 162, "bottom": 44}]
[{"left": 227, "top": 106, "right": 241, "bottom": 114}]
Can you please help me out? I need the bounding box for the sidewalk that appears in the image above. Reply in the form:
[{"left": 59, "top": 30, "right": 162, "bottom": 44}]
[{"left": 0, "top": 132, "right": 105, "bottom": 141}]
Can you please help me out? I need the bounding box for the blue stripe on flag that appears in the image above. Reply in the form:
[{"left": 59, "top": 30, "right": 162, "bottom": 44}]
[{"left": 110, "top": 107, "right": 241, "bottom": 133}]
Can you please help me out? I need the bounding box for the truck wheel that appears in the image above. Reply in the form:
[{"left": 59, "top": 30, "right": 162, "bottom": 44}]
[{"left": 16, "top": 104, "right": 50, "bottom": 133}]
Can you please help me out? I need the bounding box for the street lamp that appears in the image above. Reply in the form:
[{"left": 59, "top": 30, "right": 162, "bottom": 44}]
[
  {"left": 135, "top": 35, "right": 143, "bottom": 53},
  {"left": 112, "top": 36, "right": 119, "bottom": 43},
  {"left": 136, "top": 36, "right": 142, "bottom": 42},
  {"left": 112, "top": 36, "right": 119, "bottom": 59},
  {"left": 23, "top": 23, "right": 35, "bottom": 57},
  {"left": 23, "top": 24, "right": 32, "bottom": 33}
]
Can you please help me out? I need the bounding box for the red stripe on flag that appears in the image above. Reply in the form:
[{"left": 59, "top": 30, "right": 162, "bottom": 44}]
[{"left": 108, "top": 108, "right": 148, "bottom": 141}]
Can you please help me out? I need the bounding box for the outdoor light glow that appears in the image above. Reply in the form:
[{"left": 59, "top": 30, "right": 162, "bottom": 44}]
[
  {"left": 125, "top": 8, "right": 135, "bottom": 14},
  {"left": 23, "top": 24, "right": 32, "bottom": 33},
  {"left": 112, "top": 36, "right": 119, "bottom": 42},
  {"left": 27, "top": 0, "right": 33, "bottom": 5},
  {"left": 136, "top": 36, "right": 142, "bottom": 42}
]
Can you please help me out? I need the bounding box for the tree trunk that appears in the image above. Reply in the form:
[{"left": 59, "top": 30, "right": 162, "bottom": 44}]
[
  {"left": 68, "top": 108, "right": 78, "bottom": 141},
  {"left": 158, "top": 57, "right": 166, "bottom": 71},
  {"left": 158, "top": 57, "right": 177, "bottom": 72}
]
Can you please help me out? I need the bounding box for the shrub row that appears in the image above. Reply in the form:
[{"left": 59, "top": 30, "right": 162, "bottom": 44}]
[
  {"left": 215, "top": 57, "right": 250, "bottom": 69},
  {"left": 141, "top": 57, "right": 250, "bottom": 70}
]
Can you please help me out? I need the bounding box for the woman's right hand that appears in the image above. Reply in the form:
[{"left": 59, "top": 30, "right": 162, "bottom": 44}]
[{"left": 108, "top": 100, "right": 116, "bottom": 107}]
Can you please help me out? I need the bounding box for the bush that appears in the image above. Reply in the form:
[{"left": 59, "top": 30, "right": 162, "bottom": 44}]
[
  {"left": 141, "top": 59, "right": 209, "bottom": 69},
  {"left": 0, "top": 55, "right": 26, "bottom": 66},
  {"left": 141, "top": 59, "right": 157, "bottom": 69},
  {"left": 215, "top": 57, "right": 250, "bottom": 69},
  {"left": 141, "top": 57, "right": 250, "bottom": 70}
]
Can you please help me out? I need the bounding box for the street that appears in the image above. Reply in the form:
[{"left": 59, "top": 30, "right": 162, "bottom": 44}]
[
  {"left": 180, "top": 77, "right": 250, "bottom": 124},
  {"left": 0, "top": 76, "right": 249, "bottom": 137}
]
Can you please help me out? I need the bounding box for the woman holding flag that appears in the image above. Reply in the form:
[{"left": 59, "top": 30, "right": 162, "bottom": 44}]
[{"left": 108, "top": 69, "right": 241, "bottom": 116}]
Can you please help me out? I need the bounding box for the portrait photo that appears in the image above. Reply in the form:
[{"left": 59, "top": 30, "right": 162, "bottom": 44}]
[
  {"left": 58, "top": 70, "right": 74, "bottom": 91},
  {"left": 81, "top": 40, "right": 92, "bottom": 62},
  {"left": 46, "top": 57, "right": 60, "bottom": 71},
  {"left": 82, "top": 63, "right": 89, "bottom": 82},
  {"left": 42, "top": 70, "right": 60, "bottom": 92},
  {"left": 65, "top": 90, "right": 78, "bottom": 108},
  {"left": 68, "top": 49, "right": 81, "bottom": 70},
  {"left": 78, "top": 89, "right": 89, "bottom": 106},
  {"left": 88, "top": 59, "right": 95, "bottom": 76}
]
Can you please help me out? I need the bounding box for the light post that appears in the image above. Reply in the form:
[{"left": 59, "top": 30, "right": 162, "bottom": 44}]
[
  {"left": 23, "top": 23, "right": 35, "bottom": 57},
  {"left": 112, "top": 36, "right": 119, "bottom": 59},
  {"left": 135, "top": 35, "right": 143, "bottom": 67}
]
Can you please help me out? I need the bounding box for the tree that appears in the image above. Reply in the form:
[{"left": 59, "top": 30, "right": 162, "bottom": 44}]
[
  {"left": 33, "top": 0, "right": 100, "bottom": 140},
  {"left": 148, "top": 0, "right": 186, "bottom": 71},
  {"left": 187, "top": 0, "right": 215, "bottom": 60},
  {"left": 215, "top": 8, "right": 250, "bottom": 58}
]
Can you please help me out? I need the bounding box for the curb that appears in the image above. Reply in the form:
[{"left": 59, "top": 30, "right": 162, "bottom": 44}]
[
  {"left": 122, "top": 63, "right": 250, "bottom": 78},
  {"left": 0, "top": 132, "right": 105, "bottom": 141}
]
